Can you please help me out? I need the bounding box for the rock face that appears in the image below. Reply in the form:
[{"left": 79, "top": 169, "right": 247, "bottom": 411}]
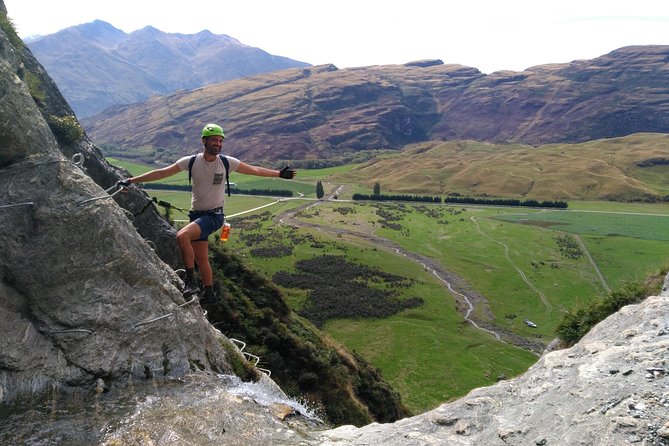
[
  {"left": 84, "top": 46, "right": 669, "bottom": 163},
  {"left": 28, "top": 20, "right": 311, "bottom": 118},
  {"left": 0, "top": 4, "right": 409, "bottom": 428},
  {"left": 312, "top": 294, "right": 669, "bottom": 445},
  {"left": 0, "top": 3, "right": 233, "bottom": 404}
]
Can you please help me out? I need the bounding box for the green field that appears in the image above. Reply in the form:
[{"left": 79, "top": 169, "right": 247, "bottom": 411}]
[{"left": 108, "top": 157, "right": 669, "bottom": 414}]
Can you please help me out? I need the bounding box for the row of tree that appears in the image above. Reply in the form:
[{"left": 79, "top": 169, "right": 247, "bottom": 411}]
[
  {"left": 353, "top": 193, "right": 442, "bottom": 203},
  {"left": 348, "top": 182, "right": 568, "bottom": 208},
  {"left": 443, "top": 196, "right": 568, "bottom": 208}
]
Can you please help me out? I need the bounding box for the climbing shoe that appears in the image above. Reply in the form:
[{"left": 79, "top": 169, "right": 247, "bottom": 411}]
[{"left": 182, "top": 278, "right": 200, "bottom": 297}]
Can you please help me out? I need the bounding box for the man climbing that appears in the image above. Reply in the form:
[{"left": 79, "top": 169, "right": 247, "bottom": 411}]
[{"left": 120, "top": 123, "right": 296, "bottom": 302}]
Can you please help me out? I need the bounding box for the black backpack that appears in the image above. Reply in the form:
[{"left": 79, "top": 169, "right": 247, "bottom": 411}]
[{"left": 188, "top": 154, "right": 231, "bottom": 196}]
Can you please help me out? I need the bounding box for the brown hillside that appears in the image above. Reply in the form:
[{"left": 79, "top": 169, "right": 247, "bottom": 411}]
[
  {"left": 335, "top": 133, "right": 669, "bottom": 201},
  {"left": 84, "top": 46, "right": 669, "bottom": 164}
]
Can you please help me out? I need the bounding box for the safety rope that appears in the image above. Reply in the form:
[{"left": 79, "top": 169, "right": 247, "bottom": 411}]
[
  {"left": 3, "top": 154, "right": 241, "bottom": 370},
  {"left": 76, "top": 183, "right": 127, "bottom": 207},
  {"left": 47, "top": 329, "right": 93, "bottom": 335},
  {"left": 131, "top": 295, "right": 201, "bottom": 329},
  {"left": 0, "top": 201, "right": 35, "bottom": 209},
  {"left": 132, "top": 199, "right": 154, "bottom": 218},
  {"left": 151, "top": 196, "right": 190, "bottom": 215},
  {"left": 44, "top": 294, "right": 204, "bottom": 336}
]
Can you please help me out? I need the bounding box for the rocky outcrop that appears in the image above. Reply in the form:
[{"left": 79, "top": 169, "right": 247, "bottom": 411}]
[
  {"left": 3, "top": 292, "right": 666, "bottom": 444},
  {"left": 84, "top": 46, "right": 669, "bottom": 163},
  {"left": 312, "top": 294, "right": 669, "bottom": 445},
  {"left": 0, "top": 2, "right": 233, "bottom": 404}
]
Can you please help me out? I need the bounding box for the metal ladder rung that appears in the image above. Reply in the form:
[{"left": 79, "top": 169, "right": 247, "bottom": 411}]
[{"left": 229, "top": 338, "right": 270, "bottom": 375}]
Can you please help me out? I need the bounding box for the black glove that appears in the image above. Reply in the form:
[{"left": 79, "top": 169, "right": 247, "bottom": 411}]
[
  {"left": 116, "top": 179, "right": 131, "bottom": 189},
  {"left": 279, "top": 166, "right": 296, "bottom": 179}
]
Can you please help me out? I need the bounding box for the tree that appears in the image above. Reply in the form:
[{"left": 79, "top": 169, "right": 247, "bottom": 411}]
[
  {"left": 373, "top": 182, "right": 381, "bottom": 197},
  {"left": 316, "top": 180, "right": 325, "bottom": 199}
]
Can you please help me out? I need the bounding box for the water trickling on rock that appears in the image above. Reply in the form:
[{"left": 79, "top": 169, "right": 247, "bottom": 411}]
[{"left": 0, "top": 374, "right": 325, "bottom": 446}]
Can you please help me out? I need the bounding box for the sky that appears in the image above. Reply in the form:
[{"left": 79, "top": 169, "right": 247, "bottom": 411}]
[{"left": 4, "top": 0, "right": 669, "bottom": 73}]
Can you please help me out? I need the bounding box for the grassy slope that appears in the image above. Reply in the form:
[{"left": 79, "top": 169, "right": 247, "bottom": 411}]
[
  {"left": 333, "top": 133, "right": 669, "bottom": 201},
  {"left": 228, "top": 208, "right": 537, "bottom": 412},
  {"left": 108, "top": 136, "right": 669, "bottom": 413}
]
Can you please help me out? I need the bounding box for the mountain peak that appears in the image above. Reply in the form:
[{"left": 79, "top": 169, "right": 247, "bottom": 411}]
[
  {"left": 134, "top": 25, "right": 162, "bottom": 36},
  {"left": 76, "top": 19, "right": 124, "bottom": 37},
  {"left": 28, "top": 21, "right": 311, "bottom": 118},
  {"left": 64, "top": 20, "right": 127, "bottom": 47}
]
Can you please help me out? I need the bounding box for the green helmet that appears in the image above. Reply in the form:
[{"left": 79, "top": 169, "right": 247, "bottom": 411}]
[{"left": 201, "top": 123, "right": 225, "bottom": 138}]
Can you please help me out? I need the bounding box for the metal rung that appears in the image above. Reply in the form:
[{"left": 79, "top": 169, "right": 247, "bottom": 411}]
[
  {"left": 229, "top": 338, "right": 271, "bottom": 375},
  {"left": 243, "top": 352, "right": 260, "bottom": 366},
  {"left": 230, "top": 338, "right": 246, "bottom": 351}
]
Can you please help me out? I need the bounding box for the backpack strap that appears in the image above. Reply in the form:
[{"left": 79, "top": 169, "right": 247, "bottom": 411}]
[
  {"left": 188, "top": 154, "right": 230, "bottom": 196},
  {"left": 219, "top": 154, "right": 231, "bottom": 197},
  {"left": 187, "top": 155, "right": 197, "bottom": 185}
]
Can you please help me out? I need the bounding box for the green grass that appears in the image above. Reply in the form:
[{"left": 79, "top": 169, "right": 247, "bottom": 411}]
[
  {"left": 497, "top": 210, "right": 669, "bottom": 240},
  {"left": 301, "top": 203, "right": 607, "bottom": 338},
  {"left": 568, "top": 200, "right": 669, "bottom": 214},
  {"left": 225, "top": 208, "right": 537, "bottom": 413},
  {"left": 576, "top": 235, "right": 669, "bottom": 287},
  {"left": 106, "top": 156, "right": 669, "bottom": 414}
]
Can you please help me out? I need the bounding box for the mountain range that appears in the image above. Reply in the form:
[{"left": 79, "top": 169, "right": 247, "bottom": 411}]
[
  {"left": 27, "top": 20, "right": 310, "bottom": 118},
  {"left": 81, "top": 45, "right": 669, "bottom": 165}
]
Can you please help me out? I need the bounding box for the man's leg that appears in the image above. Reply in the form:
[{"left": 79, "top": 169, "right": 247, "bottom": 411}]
[
  {"left": 176, "top": 221, "right": 201, "bottom": 268},
  {"left": 192, "top": 240, "right": 212, "bottom": 287},
  {"left": 177, "top": 222, "right": 202, "bottom": 295}
]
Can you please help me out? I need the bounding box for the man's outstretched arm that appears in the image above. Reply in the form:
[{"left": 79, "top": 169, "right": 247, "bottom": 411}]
[
  {"left": 237, "top": 162, "right": 296, "bottom": 179},
  {"left": 127, "top": 163, "right": 182, "bottom": 183}
]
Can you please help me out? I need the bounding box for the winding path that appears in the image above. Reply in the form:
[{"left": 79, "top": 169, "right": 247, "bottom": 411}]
[
  {"left": 274, "top": 191, "right": 544, "bottom": 353},
  {"left": 574, "top": 234, "right": 611, "bottom": 293},
  {"left": 470, "top": 216, "right": 552, "bottom": 314}
]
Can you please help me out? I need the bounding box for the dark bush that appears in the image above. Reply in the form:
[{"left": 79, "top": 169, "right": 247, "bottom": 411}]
[
  {"left": 273, "top": 255, "right": 422, "bottom": 327},
  {"left": 556, "top": 281, "right": 653, "bottom": 345}
]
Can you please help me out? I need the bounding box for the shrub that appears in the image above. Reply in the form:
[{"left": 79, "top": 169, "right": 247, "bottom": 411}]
[
  {"left": 47, "top": 115, "right": 84, "bottom": 146},
  {"left": 556, "top": 280, "right": 654, "bottom": 345},
  {"left": 0, "top": 12, "right": 23, "bottom": 48},
  {"left": 273, "top": 255, "right": 422, "bottom": 327},
  {"left": 24, "top": 71, "right": 46, "bottom": 104}
]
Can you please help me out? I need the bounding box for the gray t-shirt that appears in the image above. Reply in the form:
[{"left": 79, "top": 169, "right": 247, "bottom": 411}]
[{"left": 176, "top": 154, "right": 240, "bottom": 211}]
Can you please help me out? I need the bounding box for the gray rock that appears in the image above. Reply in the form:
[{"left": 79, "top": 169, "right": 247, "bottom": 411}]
[
  {"left": 311, "top": 295, "right": 669, "bottom": 445},
  {"left": 0, "top": 6, "right": 233, "bottom": 405}
]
